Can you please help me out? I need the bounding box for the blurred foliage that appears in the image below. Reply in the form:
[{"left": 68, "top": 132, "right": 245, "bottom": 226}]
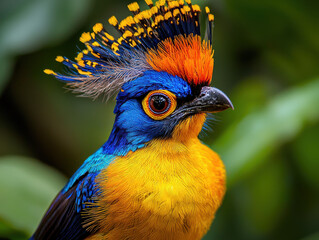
[
  {"left": 0, "top": 0, "right": 92, "bottom": 92},
  {"left": 0, "top": 156, "right": 66, "bottom": 237},
  {"left": 215, "top": 79, "right": 319, "bottom": 186},
  {"left": 0, "top": 0, "right": 318, "bottom": 239}
]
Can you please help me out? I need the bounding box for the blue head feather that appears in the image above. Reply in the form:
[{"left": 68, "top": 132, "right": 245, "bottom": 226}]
[{"left": 103, "top": 70, "right": 192, "bottom": 155}]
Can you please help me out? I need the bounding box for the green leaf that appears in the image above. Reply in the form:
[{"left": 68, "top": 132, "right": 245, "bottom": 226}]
[
  {"left": 0, "top": 156, "right": 67, "bottom": 235},
  {"left": 301, "top": 232, "right": 319, "bottom": 240},
  {"left": 0, "top": 0, "right": 91, "bottom": 54},
  {"left": 0, "top": 220, "right": 26, "bottom": 240},
  {"left": 214, "top": 79, "right": 319, "bottom": 186},
  {"left": 233, "top": 158, "right": 290, "bottom": 236},
  {"left": 0, "top": 0, "right": 92, "bottom": 94},
  {"left": 292, "top": 123, "right": 319, "bottom": 190},
  {"left": 0, "top": 55, "right": 14, "bottom": 95}
]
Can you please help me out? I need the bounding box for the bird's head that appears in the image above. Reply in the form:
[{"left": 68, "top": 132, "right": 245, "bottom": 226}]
[{"left": 45, "top": 0, "right": 233, "bottom": 155}]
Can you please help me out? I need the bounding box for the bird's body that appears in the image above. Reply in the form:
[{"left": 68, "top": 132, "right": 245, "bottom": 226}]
[
  {"left": 32, "top": 1, "right": 232, "bottom": 239},
  {"left": 84, "top": 114, "right": 225, "bottom": 240}
]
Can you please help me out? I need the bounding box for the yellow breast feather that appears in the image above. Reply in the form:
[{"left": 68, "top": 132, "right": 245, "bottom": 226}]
[{"left": 84, "top": 114, "right": 226, "bottom": 240}]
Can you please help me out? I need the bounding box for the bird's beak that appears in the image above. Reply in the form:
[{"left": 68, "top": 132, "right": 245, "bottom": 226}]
[
  {"left": 169, "top": 86, "right": 233, "bottom": 120},
  {"left": 188, "top": 86, "right": 234, "bottom": 113}
]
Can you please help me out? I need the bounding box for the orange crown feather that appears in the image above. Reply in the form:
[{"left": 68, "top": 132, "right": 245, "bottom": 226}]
[{"left": 146, "top": 35, "right": 214, "bottom": 86}]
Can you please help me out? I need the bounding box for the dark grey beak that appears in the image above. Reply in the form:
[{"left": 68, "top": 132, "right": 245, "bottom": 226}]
[
  {"left": 190, "top": 86, "right": 234, "bottom": 113},
  {"left": 168, "top": 86, "right": 233, "bottom": 121}
]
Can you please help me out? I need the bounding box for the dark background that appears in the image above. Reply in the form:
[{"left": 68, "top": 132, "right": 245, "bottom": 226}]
[{"left": 0, "top": 0, "right": 319, "bottom": 239}]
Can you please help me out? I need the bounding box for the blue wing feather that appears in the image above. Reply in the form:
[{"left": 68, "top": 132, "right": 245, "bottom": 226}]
[
  {"left": 31, "top": 148, "right": 114, "bottom": 240},
  {"left": 31, "top": 178, "right": 90, "bottom": 240}
]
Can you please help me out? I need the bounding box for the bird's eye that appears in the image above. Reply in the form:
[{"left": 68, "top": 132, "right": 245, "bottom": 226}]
[
  {"left": 142, "top": 90, "right": 177, "bottom": 120},
  {"left": 149, "top": 95, "right": 169, "bottom": 113}
]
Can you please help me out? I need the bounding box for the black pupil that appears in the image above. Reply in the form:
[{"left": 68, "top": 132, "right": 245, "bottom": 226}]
[{"left": 151, "top": 95, "right": 167, "bottom": 112}]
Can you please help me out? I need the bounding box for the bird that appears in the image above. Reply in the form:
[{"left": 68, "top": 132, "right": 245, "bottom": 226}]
[{"left": 32, "top": 0, "right": 233, "bottom": 239}]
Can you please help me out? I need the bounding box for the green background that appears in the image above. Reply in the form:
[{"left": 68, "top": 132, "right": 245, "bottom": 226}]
[{"left": 0, "top": 0, "right": 318, "bottom": 239}]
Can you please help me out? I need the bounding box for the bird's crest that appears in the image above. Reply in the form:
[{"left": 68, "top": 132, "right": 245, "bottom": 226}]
[{"left": 44, "top": 0, "right": 215, "bottom": 99}]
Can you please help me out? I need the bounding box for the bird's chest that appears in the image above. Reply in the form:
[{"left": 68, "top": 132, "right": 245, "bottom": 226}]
[{"left": 91, "top": 139, "right": 225, "bottom": 240}]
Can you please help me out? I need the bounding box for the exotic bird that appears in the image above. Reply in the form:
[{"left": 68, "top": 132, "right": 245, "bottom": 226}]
[{"left": 32, "top": 0, "right": 233, "bottom": 239}]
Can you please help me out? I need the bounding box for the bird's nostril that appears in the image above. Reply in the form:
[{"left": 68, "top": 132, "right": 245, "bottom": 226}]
[{"left": 199, "top": 87, "right": 214, "bottom": 99}]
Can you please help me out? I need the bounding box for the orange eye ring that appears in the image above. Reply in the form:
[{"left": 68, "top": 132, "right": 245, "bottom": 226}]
[{"left": 142, "top": 90, "right": 177, "bottom": 120}]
